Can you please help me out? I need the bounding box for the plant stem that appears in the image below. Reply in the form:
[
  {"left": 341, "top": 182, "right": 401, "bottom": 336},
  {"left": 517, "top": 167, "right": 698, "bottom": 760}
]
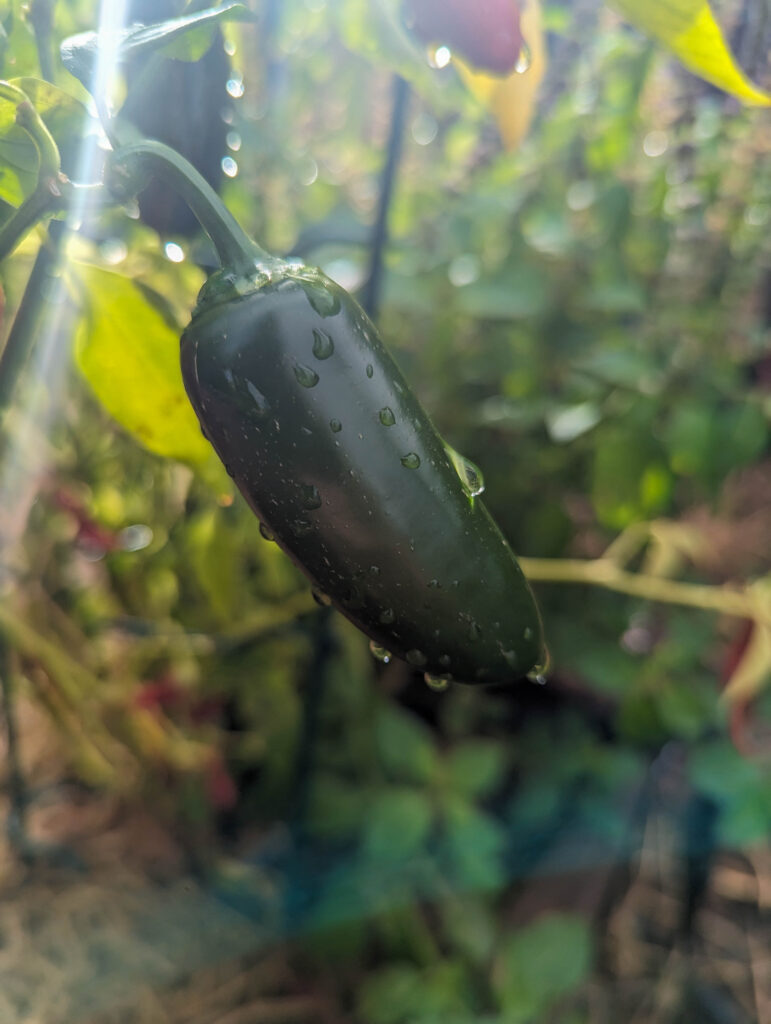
[
  {"left": 520, "top": 557, "right": 769, "bottom": 626},
  {"left": 361, "top": 75, "right": 410, "bottom": 319},
  {"left": 109, "top": 139, "right": 271, "bottom": 274},
  {"left": 0, "top": 221, "right": 65, "bottom": 427}
]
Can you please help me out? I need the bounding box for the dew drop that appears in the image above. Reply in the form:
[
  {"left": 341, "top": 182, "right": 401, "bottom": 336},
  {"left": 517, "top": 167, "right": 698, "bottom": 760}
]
[
  {"left": 401, "top": 452, "right": 421, "bottom": 469},
  {"left": 300, "top": 278, "right": 340, "bottom": 316},
  {"left": 467, "top": 620, "right": 482, "bottom": 641},
  {"left": 406, "top": 649, "right": 427, "bottom": 667},
  {"left": 369, "top": 565, "right": 380, "bottom": 576},
  {"left": 524, "top": 626, "right": 533, "bottom": 641},
  {"left": 527, "top": 647, "right": 551, "bottom": 686},
  {"left": 424, "top": 673, "right": 451, "bottom": 692},
  {"left": 369, "top": 641, "right": 391, "bottom": 663},
  {"left": 438, "top": 654, "right": 452, "bottom": 669},
  {"left": 301, "top": 484, "right": 322, "bottom": 510},
  {"left": 427, "top": 579, "right": 440, "bottom": 589},
  {"left": 329, "top": 418, "right": 342, "bottom": 433},
  {"left": 291, "top": 518, "right": 313, "bottom": 535},
  {"left": 246, "top": 380, "right": 270, "bottom": 416},
  {"left": 312, "top": 328, "right": 334, "bottom": 360},
  {"left": 312, "top": 588, "right": 331, "bottom": 607},
  {"left": 379, "top": 608, "right": 395, "bottom": 625},
  {"left": 366, "top": 363, "right": 374, "bottom": 378},
  {"left": 445, "top": 444, "right": 485, "bottom": 498},
  {"left": 294, "top": 363, "right": 319, "bottom": 388},
  {"left": 379, "top": 407, "right": 396, "bottom": 426},
  {"left": 515, "top": 41, "right": 532, "bottom": 74},
  {"left": 501, "top": 648, "right": 518, "bottom": 670},
  {"left": 259, "top": 522, "right": 275, "bottom": 542}
]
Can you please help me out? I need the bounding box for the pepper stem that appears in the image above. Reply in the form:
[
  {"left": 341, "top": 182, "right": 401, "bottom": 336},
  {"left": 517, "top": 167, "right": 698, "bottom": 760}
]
[{"left": 108, "top": 139, "right": 272, "bottom": 275}]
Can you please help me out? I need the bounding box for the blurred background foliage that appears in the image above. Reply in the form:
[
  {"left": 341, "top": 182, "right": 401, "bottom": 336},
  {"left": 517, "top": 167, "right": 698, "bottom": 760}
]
[{"left": 0, "top": 0, "right": 769, "bottom": 1022}]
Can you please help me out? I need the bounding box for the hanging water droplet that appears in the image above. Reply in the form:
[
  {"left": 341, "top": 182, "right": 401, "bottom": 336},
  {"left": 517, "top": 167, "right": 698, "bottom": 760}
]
[
  {"left": 515, "top": 40, "right": 532, "bottom": 74},
  {"left": 379, "top": 407, "right": 396, "bottom": 426},
  {"left": 301, "top": 484, "right": 322, "bottom": 510},
  {"left": 366, "top": 363, "right": 374, "bottom": 378},
  {"left": 501, "top": 648, "right": 518, "bottom": 670},
  {"left": 299, "top": 277, "right": 340, "bottom": 316},
  {"left": 445, "top": 444, "right": 485, "bottom": 498},
  {"left": 312, "top": 588, "right": 331, "bottom": 607},
  {"left": 329, "top": 418, "right": 342, "bottom": 433},
  {"left": 294, "top": 363, "right": 319, "bottom": 388},
  {"left": 379, "top": 608, "right": 395, "bottom": 625},
  {"left": 259, "top": 522, "right": 275, "bottom": 542},
  {"left": 424, "top": 672, "right": 451, "bottom": 692},
  {"left": 527, "top": 645, "right": 550, "bottom": 685},
  {"left": 312, "top": 328, "right": 334, "bottom": 360},
  {"left": 401, "top": 452, "right": 421, "bottom": 469},
  {"left": 370, "top": 641, "right": 391, "bottom": 663},
  {"left": 406, "top": 649, "right": 427, "bottom": 667}
]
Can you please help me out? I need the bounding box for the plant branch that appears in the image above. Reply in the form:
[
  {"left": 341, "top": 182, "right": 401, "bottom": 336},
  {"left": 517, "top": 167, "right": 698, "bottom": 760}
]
[
  {"left": 361, "top": 75, "right": 410, "bottom": 319},
  {"left": 108, "top": 139, "right": 271, "bottom": 275},
  {"left": 520, "top": 557, "right": 769, "bottom": 626}
]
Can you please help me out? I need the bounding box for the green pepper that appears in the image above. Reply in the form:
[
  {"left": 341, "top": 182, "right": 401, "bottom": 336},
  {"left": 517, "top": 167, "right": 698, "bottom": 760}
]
[
  {"left": 110, "top": 141, "right": 544, "bottom": 685},
  {"left": 181, "top": 261, "right": 544, "bottom": 685}
]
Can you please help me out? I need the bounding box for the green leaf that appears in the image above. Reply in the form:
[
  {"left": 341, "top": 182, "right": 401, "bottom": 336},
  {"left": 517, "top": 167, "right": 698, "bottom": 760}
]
[
  {"left": 357, "top": 962, "right": 475, "bottom": 1024},
  {"left": 493, "top": 912, "right": 594, "bottom": 1022},
  {"left": 442, "top": 799, "right": 506, "bottom": 890},
  {"left": 71, "top": 263, "right": 212, "bottom": 465},
  {"left": 60, "top": 2, "right": 253, "bottom": 93},
  {"left": 446, "top": 740, "right": 506, "bottom": 799},
  {"left": 610, "top": 0, "right": 770, "bottom": 105},
  {"left": 375, "top": 705, "right": 438, "bottom": 784},
  {"left": 187, "top": 507, "right": 240, "bottom": 624},
  {"left": 591, "top": 426, "right": 671, "bottom": 529},
  {"left": 362, "top": 787, "right": 433, "bottom": 863}
]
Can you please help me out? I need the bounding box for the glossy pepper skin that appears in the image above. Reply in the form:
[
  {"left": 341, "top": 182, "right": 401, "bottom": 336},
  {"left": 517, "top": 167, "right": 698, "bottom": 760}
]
[{"left": 180, "top": 260, "right": 544, "bottom": 685}]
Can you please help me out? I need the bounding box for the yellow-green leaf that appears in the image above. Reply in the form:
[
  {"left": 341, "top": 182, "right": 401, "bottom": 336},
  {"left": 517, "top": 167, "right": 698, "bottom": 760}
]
[
  {"left": 611, "top": 0, "right": 770, "bottom": 106},
  {"left": 455, "top": 0, "right": 546, "bottom": 150},
  {"left": 71, "top": 263, "right": 212, "bottom": 465}
]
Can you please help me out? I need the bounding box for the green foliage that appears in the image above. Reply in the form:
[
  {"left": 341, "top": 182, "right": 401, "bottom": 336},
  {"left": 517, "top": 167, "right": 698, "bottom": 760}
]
[
  {"left": 0, "top": 2, "right": 769, "bottom": 1021},
  {"left": 493, "top": 913, "right": 595, "bottom": 1022}
]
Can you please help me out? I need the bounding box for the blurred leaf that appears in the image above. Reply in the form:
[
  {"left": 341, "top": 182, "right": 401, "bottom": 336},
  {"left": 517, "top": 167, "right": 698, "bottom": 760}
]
[
  {"left": 442, "top": 798, "right": 506, "bottom": 890},
  {"left": 334, "top": 0, "right": 451, "bottom": 111},
  {"left": 376, "top": 704, "right": 438, "bottom": 784},
  {"left": 309, "top": 775, "right": 371, "bottom": 840},
  {"left": 592, "top": 426, "right": 671, "bottom": 529},
  {"left": 457, "top": 263, "right": 551, "bottom": 319},
  {"left": 71, "top": 263, "right": 213, "bottom": 465},
  {"left": 357, "top": 961, "right": 474, "bottom": 1024},
  {"left": 717, "top": 783, "right": 771, "bottom": 848},
  {"left": 689, "top": 739, "right": 761, "bottom": 802},
  {"left": 187, "top": 507, "right": 240, "bottom": 623},
  {"left": 446, "top": 739, "right": 506, "bottom": 798},
  {"left": 363, "top": 787, "right": 433, "bottom": 862},
  {"left": 60, "top": 1, "right": 252, "bottom": 92},
  {"left": 611, "top": 0, "right": 770, "bottom": 105},
  {"left": 456, "top": 0, "right": 546, "bottom": 150},
  {"left": 493, "top": 912, "right": 594, "bottom": 1021}
]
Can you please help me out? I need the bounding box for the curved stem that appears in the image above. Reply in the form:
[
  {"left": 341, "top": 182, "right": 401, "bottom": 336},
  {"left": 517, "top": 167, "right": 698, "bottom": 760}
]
[
  {"left": 0, "top": 186, "right": 61, "bottom": 262},
  {"left": 109, "top": 139, "right": 271, "bottom": 274},
  {"left": 15, "top": 99, "right": 62, "bottom": 181},
  {"left": 520, "top": 557, "right": 770, "bottom": 626}
]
